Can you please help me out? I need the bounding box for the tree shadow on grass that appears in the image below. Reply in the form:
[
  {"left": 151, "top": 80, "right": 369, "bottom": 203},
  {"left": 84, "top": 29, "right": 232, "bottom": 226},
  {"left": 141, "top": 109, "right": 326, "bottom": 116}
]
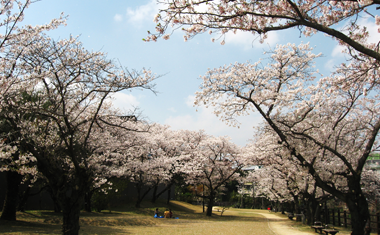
[
  {"left": 0, "top": 219, "right": 62, "bottom": 234},
  {"left": 0, "top": 204, "right": 290, "bottom": 234},
  {"left": 0, "top": 219, "right": 139, "bottom": 235}
]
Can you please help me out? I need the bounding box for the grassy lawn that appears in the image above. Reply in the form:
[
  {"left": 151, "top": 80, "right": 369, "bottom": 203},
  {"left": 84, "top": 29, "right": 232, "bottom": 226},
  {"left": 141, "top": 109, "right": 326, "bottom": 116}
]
[
  {"left": 0, "top": 201, "right": 273, "bottom": 235},
  {"left": 0, "top": 201, "right": 365, "bottom": 235}
]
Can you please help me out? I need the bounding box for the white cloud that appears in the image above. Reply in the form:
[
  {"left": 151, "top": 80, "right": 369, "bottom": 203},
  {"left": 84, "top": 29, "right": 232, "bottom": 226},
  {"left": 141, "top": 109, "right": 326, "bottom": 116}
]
[
  {"left": 164, "top": 95, "right": 262, "bottom": 146},
  {"left": 114, "top": 14, "right": 123, "bottom": 22},
  {"left": 331, "top": 44, "right": 346, "bottom": 58},
  {"left": 186, "top": 95, "right": 195, "bottom": 107},
  {"left": 359, "top": 16, "right": 380, "bottom": 44},
  {"left": 224, "top": 30, "right": 279, "bottom": 50},
  {"left": 324, "top": 59, "right": 337, "bottom": 73},
  {"left": 109, "top": 92, "right": 140, "bottom": 112},
  {"left": 126, "top": 0, "right": 159, "bottom": 27},
  {"left": 168, "top": 107, "right": 177, "bottom": 113},
  {"left": 325, "top": 45, "right": 346, "bottom": 72}
]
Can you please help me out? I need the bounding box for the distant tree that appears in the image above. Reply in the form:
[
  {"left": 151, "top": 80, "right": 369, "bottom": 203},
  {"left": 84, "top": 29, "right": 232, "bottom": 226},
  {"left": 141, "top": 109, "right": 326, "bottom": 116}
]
[
  {"left": 182, "top": 134, "right": 245, "bottom": 216},
  {"left": 111, "top": 124, "right": 182, "bottom": 208}
]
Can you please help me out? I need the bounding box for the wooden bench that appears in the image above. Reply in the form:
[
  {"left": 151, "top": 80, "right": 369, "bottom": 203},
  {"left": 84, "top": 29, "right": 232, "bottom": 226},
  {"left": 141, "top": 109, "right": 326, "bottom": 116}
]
[
  {"left": 295, "top": 213, "right": 304, "bottom": 221},
  {"left": 287, "top": 212, "right": 304, "bottom": 221},
  {"left": 322, "top": 229, "right": 339, "bottom": 235},
  {"left": 311, "top": 221, "right": 323, "bottom": 233},
  {"left": 322, "top": 224, "right": 339, "bottom": 235}
]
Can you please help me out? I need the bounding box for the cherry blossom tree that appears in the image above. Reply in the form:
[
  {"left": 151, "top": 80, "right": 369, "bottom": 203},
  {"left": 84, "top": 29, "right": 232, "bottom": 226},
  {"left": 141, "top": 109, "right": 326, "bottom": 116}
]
[
  {"left": 77, "top": 115, "right": 149, "bottom": 212},
  {"left": 181, "top": 134, "right": 245, "bottom": 216},
  {"left": 119, "top": 127, "right": 166, "bottom": 208},
  {"left": 0, "top": 141, "right": 38, "bottom": 219},
  {"left": 88, "top": 121, "right": 183, "bottom": 208},
  {"left": 194, "top": 43, "right": 380, "bottom": 234},
  {"left": 361, "top": 169, "right": 380, "bottom": 211},
  {"left": 0, "top": 1, "right": 65, "bottom": 101},
  {"left": 110, "top": 124, "right": 186, "bottom": 208},
  {"left": 148, "top": 0, "right": 380, "bottom": 105},
  {"left": 0, "top": 32, "right": 157, "bottom": 234},
  {"left": 242, "top": 126, "right": 332, "bottom": 224},
  {"left": 147, "top": 0, "right": 379, "bottom": 62},
  {"left": 148, "top": 126, "right": 185, "bottom": 204},
  {"left": 0, "top": 0, "right": 65, "bottom": 222},
  {"left": 244, "top": 121, "right": 380, "bottom": 224}
]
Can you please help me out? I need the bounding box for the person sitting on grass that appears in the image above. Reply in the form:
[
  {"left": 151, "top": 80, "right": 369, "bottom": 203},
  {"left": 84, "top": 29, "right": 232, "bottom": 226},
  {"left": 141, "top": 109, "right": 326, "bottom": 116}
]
[
  {"left": 154, "top": 208, "right": 159, "bottom": 218},
  {"left": 169, "top": 209, "right": 173, "bottom": 218},
  {"left": 164, "top": 209, "right": 170, "bottom": 218}
]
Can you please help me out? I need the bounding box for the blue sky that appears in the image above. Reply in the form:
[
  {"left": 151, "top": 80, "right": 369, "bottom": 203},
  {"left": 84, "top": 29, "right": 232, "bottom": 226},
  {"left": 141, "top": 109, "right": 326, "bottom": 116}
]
[{"left": 22, "top": 0, "right": 379, "bottom": 146}]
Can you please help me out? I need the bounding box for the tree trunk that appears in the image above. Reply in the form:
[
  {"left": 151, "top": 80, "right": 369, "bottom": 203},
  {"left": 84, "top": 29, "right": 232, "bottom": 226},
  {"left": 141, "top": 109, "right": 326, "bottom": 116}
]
[
  {"left": 18, "top": 183, "right": 48, "bottom": 212},
  {"left": 151, "top": 182, "right": 174, "bottom": 204},
  {"left": 151, "top": 185, "right": 158, "bottom": 203},
  {"left": 290, "top": 201, "right": 295, "bottom": 213},
  {"left": 84, "top": 191, "right": 93, "bottom": 212},
  {"left": 314, "top": 203, "right": 322, "bottom": 222},
  {"left": 346, "top": 192, "right": 370, "bottom": 235},
  {"left": 304, "top": 199, "right": 311, "bottom": 225},
  {"left": 166, "top": 187, "right": 171, "bottom": 205},
  {"left": 17, "top": 185, "right": 31, "bottom": 212},
  {"left": 134, "top": 183, "right": 152, "bottom": 208},
  {"left": 206, "top": 193, "right": 215, "bottom": 216},
  {"left": 240, "top": 194, "right": 245, "bottom": 208},
  {"left": 58, "top": 172, "right": 88, "bottom": 235},
  {"left": 61, "top": 193, "right": 84, "bottom": 235},
  {"left": 38, "top": 165, "right": 89, "bottom": 235},
  {"left": 46, "top": 185, "right": 62, "bottom": 213},
  {"left": 309, "top": 198, "right": 316, "bottom": 225},
  {"left": 1, "top": 171, "right": 22, "bottom": 221},
  {"left": 294, "top": 196, "right": 302, "bottom": 222}
]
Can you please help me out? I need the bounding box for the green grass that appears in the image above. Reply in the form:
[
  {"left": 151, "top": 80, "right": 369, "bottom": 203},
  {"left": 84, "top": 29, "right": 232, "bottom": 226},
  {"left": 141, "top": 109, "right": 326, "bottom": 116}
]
[
  {"left": 0, "top": 201, "right": 370, "bottom": 235},
  {"left": 0, "top": 201, "right": 268, "bottom": 234}
]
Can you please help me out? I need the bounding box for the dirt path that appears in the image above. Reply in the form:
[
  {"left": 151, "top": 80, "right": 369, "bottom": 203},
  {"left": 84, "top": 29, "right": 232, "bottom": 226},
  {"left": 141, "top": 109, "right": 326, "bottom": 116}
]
[{"left": 255, "top": 211, "right": 315, "bottom": 235}]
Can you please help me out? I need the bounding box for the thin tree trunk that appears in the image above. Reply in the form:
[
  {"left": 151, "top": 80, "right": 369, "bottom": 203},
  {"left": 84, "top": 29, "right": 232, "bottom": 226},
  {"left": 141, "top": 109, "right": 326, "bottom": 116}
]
[
  {"left": 294, "top": 195, "right": 301, "bottom": 222},
  {"left": 206, "top": 193, "right": 215, "bottom": 216},
  {"left": 240, "top": 194, "right": 245, "bottom": 208},
  {"left": 152, "top": 182, "right": 174, "bottom": 203},
  {"left": 84, "top": 191, "right": 93, "bottom": 212},
  {"left": 1, "top": 171, "right": 22, "bottom": 221},
  {"left": 314, "top": 203, "right": 322, "bottom": 222},
  {"left": 151, "top": 185, "right": 158, "bottom": 203},
  {"left": 17, "top": 185, "right": 31, "bottom": 212},
  {"left": 18, "top": 184, "right": 48, "bottom": 212},
  {"left": 304, "top": 199, "right": 311, "bottom": 225},
  {"left": 134, "top": 183, "right": 152, "bottom": 208},
  {"left": 46, "top": 185, "right": 62, "bottom": 213},
  {"left": 166, "top": 187, "right": 171, "bottom": 205}
]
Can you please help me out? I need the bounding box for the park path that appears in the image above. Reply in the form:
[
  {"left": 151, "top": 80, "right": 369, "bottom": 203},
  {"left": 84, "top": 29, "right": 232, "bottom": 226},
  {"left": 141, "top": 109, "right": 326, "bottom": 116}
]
[{"left": 255, "top": 211, "right": 315, "bottom": 235}]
